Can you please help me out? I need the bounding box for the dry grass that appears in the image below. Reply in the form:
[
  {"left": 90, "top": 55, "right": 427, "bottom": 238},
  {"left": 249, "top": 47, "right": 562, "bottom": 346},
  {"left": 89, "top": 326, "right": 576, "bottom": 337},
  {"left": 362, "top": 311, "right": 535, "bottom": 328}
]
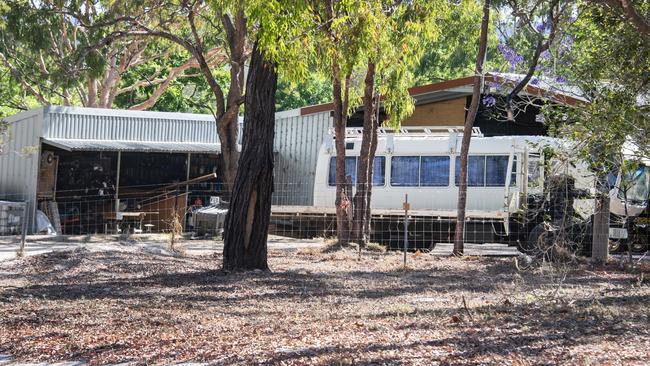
[{"left": 1, "top": 245, "right": 649, "bottom": 365}]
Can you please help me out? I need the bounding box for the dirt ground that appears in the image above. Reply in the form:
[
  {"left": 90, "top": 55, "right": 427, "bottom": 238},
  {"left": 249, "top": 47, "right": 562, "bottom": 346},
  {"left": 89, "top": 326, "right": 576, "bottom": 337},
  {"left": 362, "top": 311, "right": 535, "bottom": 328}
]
[{"left": 1, "top": 243, "right": 649, "bottom": 365}]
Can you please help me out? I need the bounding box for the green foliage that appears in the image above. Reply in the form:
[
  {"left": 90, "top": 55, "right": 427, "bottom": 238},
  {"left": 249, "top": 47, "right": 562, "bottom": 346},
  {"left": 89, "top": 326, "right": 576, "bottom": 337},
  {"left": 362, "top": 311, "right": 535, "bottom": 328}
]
[
  {"left": 414, "top": 0, "right": 500, "bottom": 84},
  {"left": 305, "top": 0, "right": 451, "bottom": 127},
  {"left": 276, "top": 74, "right": 332, "bottom": 111},
  {"left": 546, "top": 1, "right": 649, "bottom": 172}
]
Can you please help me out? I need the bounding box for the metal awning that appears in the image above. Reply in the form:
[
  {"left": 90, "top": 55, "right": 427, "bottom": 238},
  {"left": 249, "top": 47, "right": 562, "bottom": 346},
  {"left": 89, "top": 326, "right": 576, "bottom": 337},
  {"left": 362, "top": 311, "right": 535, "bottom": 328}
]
[{"left": 42, "top": 138, "right": 221, "bottom": 154}]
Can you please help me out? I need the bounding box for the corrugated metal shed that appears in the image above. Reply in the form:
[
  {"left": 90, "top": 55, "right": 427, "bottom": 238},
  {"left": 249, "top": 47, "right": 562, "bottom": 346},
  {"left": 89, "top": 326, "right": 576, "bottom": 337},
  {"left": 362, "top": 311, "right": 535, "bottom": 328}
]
[
  {"left": 0, "top": 106, "right": 232, "bottom": 233},
  {"left": 273, "top": 109, "right": 332, "bottom": 206},
  {"left": 0, "top": 108, "right": 44, "bottom": 232},
  {"left": 1, "top": 105, "right": 330, "bottom": 232}
]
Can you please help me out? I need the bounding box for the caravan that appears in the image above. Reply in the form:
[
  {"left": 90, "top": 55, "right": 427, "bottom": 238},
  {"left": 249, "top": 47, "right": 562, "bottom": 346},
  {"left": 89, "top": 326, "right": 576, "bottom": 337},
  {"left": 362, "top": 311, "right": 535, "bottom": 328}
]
[{"left": 308, "top": 127, "right": 649, "bottom": 250}]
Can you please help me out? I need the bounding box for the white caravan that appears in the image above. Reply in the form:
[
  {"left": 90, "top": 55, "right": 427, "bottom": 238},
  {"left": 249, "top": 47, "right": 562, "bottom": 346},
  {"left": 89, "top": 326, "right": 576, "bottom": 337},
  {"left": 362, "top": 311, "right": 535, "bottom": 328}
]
[{"left": 308, "top": 127, "right": 649, "bottom": 249}]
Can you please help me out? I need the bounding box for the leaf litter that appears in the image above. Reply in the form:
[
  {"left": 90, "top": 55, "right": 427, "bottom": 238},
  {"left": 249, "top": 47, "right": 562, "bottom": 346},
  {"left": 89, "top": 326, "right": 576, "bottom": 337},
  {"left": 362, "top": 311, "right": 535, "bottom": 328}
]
[{"left": 0, "top": 245, "right": 649, "bottom": 365}]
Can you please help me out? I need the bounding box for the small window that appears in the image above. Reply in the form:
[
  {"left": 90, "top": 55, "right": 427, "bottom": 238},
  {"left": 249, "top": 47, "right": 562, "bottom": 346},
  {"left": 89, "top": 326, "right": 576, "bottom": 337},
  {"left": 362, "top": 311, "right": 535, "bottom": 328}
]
[
  {"left": 607, "top": 170, "right": 619, "bottom": 189},
  {"left": 486, "top": 156, "right": 509, "bottom": 186},
  {"left": 373, "top": 156, "right": 386, "bottom": 186},
  {"left": 328, "top": 157, "right": 357, "bottom": 186},
  {"left": 455, "top": 156, "right": 486, "bottom": 186},
  {"left": 391, "top": 156, "right": 420, "bottom": 186},
  {"left": 510, "top": 155, "right": 517, "bottom": 186},
  {"left": 528, "top": 156, "right": 541, "bottom": 184},
  {"left": 420, "top": 156, "right": 450, "bottom": 186}
]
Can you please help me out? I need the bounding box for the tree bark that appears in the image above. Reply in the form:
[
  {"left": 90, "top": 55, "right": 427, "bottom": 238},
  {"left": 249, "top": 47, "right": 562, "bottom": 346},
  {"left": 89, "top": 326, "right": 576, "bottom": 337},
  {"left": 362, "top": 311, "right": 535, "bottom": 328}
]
[
  {"left": 218, "top": 9, "right": 247, "bottom": 195},
  {"left": 454, "top": 0, "right": 491, "bottom": 256},
  {"left": 222, "top": 44, "right": 276, "bottom": 271},
  {"left": 352, "top": 60, "right": 377, "bottom": 246},
  {"left": 332, "top": 58, "right": 352, "bottom": 246},
  {"left": 364, "top": 107, "right": 380, "bottom": 240}
]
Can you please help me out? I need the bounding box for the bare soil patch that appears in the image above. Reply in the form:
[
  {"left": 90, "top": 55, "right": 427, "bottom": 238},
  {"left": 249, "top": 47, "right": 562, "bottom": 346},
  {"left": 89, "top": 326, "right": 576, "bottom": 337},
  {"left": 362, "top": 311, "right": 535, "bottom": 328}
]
[{"left": 1, "top": 245, "right": 649, "bottom": 365}]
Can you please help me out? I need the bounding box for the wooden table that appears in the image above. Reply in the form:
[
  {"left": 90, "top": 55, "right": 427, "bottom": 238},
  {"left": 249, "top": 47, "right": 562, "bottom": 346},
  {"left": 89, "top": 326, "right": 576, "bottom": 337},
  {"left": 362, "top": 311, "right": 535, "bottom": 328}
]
[{"left": 104, "top": 211, "right": 159, "bottom": 234}]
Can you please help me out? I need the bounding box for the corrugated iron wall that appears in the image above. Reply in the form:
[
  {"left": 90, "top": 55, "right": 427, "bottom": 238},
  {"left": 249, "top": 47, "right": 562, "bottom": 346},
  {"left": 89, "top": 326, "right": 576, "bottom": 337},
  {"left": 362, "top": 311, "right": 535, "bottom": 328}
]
[
  {"left": 44, "top": 106, "right": 219, "bottom": 143},
  {"left": 0, "top": 105, "right": 330, "bottom": 234},
  {"left": 0, "top": 108, "right": 44, "bottom": 231},
  {"left": 273, "top": 111, "right": 332, "bottom": 205}
]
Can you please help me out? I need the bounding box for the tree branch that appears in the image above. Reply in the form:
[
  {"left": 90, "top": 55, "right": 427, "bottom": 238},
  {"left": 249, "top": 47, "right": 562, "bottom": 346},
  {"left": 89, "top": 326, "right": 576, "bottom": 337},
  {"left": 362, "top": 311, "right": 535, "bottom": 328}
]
[
  {"left": 505, "top": 0, "right": 561, "bottom": 119},
  {"left": 601, "top": 0, "right": 650, "bottom": 37},
  {"left": 124, "top": 47, "right": 226, "bottom": 110}
]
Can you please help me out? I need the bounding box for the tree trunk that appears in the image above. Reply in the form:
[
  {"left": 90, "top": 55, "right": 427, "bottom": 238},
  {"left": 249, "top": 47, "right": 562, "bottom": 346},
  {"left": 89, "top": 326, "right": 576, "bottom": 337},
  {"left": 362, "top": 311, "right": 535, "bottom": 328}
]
[
  {"left": 218, "top": 115, "right": 241, "bottom": 197},
  {"left": 453, "top": 0, "right": 491, "bottom": 256},
  {"left": 364, "top": 110, "right": 380, "bottom": 240},
  {"left": 87, "top": 78, "right": 97, "bottom": 107},
  {"left": 332, "top": 59, "right": 352, "bottom": 246},
  {"left": 222, "top": 44, "right": 276, "bottom": 271},
  {"left": 218, "top": 8, "right": 247, "bottom": 197},
  {"left": 592, "top": 180, "right": 610, "bottom": 263},
  {"left": 352, "top": 61, "right": 377, "bottom": 246}
]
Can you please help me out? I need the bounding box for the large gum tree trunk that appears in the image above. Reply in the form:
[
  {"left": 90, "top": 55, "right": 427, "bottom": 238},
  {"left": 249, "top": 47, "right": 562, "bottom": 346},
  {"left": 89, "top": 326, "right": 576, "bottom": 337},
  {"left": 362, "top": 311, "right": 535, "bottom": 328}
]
[
  {"left": 222, "top": 44, "right": 277, "bottom": 271},
  {"left": 352, "top": 61, "right": 377, "bottom": 246},
  {"left": 454, "top": 0, "right": 491, "bottom": 256}
]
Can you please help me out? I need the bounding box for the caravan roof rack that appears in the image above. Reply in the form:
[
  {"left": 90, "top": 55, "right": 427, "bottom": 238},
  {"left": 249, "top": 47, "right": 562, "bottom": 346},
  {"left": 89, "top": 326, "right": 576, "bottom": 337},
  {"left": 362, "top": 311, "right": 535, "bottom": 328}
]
[{"left": 337, "top": 126, "right": 483, "bottom": 138}]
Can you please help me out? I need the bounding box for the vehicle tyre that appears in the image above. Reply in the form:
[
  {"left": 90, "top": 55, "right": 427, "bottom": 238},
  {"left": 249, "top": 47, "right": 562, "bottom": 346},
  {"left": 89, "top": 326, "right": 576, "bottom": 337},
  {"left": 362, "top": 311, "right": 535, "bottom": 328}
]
[
  {"left": 631, "top": 242, "right": 647, "bottom": 253},
  {"left": 523, "top": 224, "right": 550, "bottom": 253},
  {"left": 608, "top": 239, "right": 622, "bottom": 253}
]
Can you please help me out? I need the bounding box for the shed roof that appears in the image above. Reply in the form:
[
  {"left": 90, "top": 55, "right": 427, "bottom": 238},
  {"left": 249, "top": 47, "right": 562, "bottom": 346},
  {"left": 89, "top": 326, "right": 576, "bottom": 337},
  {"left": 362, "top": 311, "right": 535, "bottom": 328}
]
[
  {"left": 3, "top": 106, "right": 239, "bottom": 151},
  {"left": 42, "top": 138, "right": 221, "bottom": 154}
]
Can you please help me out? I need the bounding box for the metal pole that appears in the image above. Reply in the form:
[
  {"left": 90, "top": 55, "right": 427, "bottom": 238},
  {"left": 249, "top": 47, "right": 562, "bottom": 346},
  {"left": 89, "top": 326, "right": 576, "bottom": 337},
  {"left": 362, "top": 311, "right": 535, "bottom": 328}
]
[
  {"left": 18, "top": 202, "right": 28, "bottom": 257},
  {"left": 115, "top": 151, "right": 122, "bottom": 212},
  {"left": 186, "top": 153, "right": 191, "bottom": 195},
  {"left": 403, "top": 194, "right": 409, "bottom": 267}
]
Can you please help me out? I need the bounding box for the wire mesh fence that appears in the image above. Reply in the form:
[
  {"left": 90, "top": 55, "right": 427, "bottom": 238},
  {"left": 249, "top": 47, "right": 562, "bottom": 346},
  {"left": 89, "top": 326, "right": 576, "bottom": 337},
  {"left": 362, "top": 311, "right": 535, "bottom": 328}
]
[
  {"left": 0, "top": 169, "right": 648, "bottom": 257},
  {"left": 0, "top": 124, "right": 648, "bottom": 258}
]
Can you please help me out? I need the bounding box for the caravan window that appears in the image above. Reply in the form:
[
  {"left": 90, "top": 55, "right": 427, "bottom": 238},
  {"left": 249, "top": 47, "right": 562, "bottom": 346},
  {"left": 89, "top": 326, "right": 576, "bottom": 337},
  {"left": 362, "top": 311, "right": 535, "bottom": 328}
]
[
  {"left": 373, "top": 156, "right": 386, "bottom": 186},
  {"left": 421, "top": 156, "right": 450, "bottom": 186},
  {"left": 510, "top": 156, "right": 517, "bottom": 186},
  {"left": 328, "top": 156, "right": 386, "bottom": 186},
  {"left": 391, "top": 156, "right": 420, "bottom": 186},
  {"left": 455, "top": 156, "right": 486, "bottom": 186},
  {"left": 486, "top": 156, "right": 508, "bottom": 186},
  {"left": 328, "top": 157, "right": 357, "bottom": 186},
  {"left": 455, "top": 155, "right": 513, "bottom": 187}
]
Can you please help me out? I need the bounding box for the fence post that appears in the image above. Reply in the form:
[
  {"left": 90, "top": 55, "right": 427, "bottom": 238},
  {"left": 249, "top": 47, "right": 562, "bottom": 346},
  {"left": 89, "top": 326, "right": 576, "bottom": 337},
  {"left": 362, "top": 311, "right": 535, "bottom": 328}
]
[
  {"left": 18, "top": 202, "right": 28, "bottom": 257},
  {"left": 403, "top": 194, "right": 409, "bottom": 267},
  {"left": 592, "top": 193, "right": 610, "bottom": 262}
]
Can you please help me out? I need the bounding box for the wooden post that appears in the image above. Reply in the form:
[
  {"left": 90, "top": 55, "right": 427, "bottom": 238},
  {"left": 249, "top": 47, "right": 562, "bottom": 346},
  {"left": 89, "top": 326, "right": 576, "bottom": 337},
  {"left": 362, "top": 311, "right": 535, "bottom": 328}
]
[
  {"left": 403, "top": 194, "right": 409, "bottom": 267},
  {"left": 592, "top": 194, "right": 610, "bottom": 262},
  {"left": 18, "top": 202, "right": 28, "bottom": 257}
]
